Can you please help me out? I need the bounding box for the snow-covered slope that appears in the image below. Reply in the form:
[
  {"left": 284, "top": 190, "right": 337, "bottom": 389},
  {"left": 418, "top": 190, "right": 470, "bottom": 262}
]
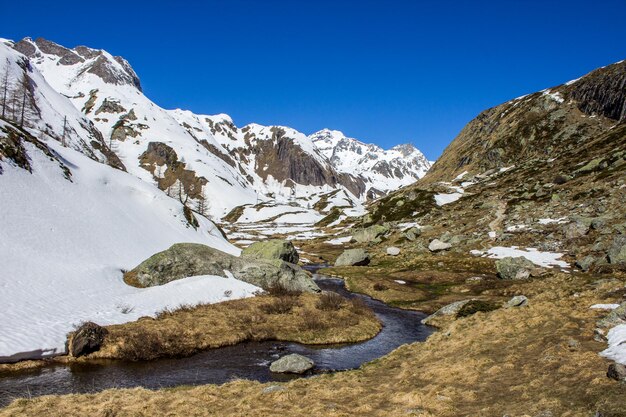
[
  {"left": 9, "top": 37, "right": 430, "bottom": 220},
  {"left": 0, "top": 120, "right": 258, "bottom": 361}
]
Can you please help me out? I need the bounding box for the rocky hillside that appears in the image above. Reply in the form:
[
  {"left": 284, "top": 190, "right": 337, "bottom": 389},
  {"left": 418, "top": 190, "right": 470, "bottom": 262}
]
[
  {"left": 354, "top": 58, "right": 626, "bottom": 275},
  {"left": 424, "top": 60, "right": 625, "bottom": 184},
  {"left": 5, "top": 37, "right": 430, "bottom": 220}
]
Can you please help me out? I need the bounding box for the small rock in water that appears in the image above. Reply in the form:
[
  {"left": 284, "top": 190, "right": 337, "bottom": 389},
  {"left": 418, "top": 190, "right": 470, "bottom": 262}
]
[
  {"left": 269, "top": 353, "right": 315, "bottom": 374},
  {"left": 386, "top": 246, "right": 401, "bottom": 256}
]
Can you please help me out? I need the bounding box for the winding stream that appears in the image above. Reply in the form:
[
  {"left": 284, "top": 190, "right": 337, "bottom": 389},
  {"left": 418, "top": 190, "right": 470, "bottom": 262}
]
[{"left": 0, "top": 269, "right": 433, "bottom": 405}]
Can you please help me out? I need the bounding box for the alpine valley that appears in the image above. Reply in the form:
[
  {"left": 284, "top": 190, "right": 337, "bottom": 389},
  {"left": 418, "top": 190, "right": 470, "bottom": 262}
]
[{"left": 1, "top": 35, "right": 626, "bottom": 417}]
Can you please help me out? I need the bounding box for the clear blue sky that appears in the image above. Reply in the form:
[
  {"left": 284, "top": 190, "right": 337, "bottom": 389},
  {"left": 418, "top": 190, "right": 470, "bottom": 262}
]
[{"left": 3, "top": 0, "right": 626, "bottom": 159}]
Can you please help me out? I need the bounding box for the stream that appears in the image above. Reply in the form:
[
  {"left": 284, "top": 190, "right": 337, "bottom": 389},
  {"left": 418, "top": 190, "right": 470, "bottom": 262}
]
[{"left": 0, "top": 268, "right": 433, "bottom": 406}]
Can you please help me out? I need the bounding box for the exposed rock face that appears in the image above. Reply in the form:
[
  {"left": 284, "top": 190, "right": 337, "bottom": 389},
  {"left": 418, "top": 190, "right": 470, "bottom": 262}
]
[
  {"left": 495, "top": 257, "right": 537, "bottom": 280},
  {"left": 335, "top": 248, "right": 371, "bottom": 266},
  {"left": 421, "top": 299, "right": 498, "bottom": 327},
  {"left": 242, "top": 239, "right": 299, "bottom": 264},
  {"left": 67, "top": 322, "right": 108, "bottom": 357},
  {"left": 269, "top": 353, "right": 315, "bottom": 374},
  {"left": 352, "top": 224, "right": 390, "bottom": 244},
  {"left": 124, "top": 243, "right": 320, "bottom": 293},
  {"left": 608, "top": 237, "right": 626, "bottom": 265},
  {"left": 428, "top": 239, "right": 451, "bottom": 252}
]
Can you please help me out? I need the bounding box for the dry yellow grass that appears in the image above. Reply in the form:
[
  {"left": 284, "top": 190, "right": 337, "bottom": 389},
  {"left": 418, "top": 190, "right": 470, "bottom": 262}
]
[
  {"left": 2, "top": 272, "right": 625, "bottom": 416},
  {"left": 0, "top": 292, "right": 380, "bottom": 371}
]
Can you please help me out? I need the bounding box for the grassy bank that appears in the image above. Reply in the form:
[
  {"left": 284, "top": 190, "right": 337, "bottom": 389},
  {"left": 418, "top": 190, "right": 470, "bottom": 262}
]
[{"left": 2, "top": 272, "right": 625, "bottom": 416}]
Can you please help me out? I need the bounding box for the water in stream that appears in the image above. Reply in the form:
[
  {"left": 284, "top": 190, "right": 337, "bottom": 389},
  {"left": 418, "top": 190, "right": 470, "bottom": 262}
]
[{"left": 0, "top": 271, "right": 433, "bottom": 405}]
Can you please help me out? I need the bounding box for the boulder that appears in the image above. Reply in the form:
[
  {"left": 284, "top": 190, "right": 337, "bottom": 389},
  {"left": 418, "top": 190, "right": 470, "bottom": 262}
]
[
  {"left": 607, "top": 363, "right": 626, "bottom": 381},
  {"left": 428, "top": 239, "right": 451, "bottom": 252},
  {"left": 504, "top": 295, "right": 529, "bottom": 308},
  {"left": 495, "top": 256, "right": 537, "bottom": 280},
  {"left": 242, "top": 239, "right": 299, "bottom": 264},
  {"left": 421, "top": 299, "right": 472, "bottom": 326},
  {"left": 352, "top": 224, "right": 389, "bottom": 244},
  {"left": 124, "top": 243, "right": 319, "bottom": 293},
  {"left": 67, "top": 322, "right": 108, "bottom": 357},
  {"left": 597, "top": 301, "right": 626, "bottom": 329},
  {"left": 608, "top": 236, "right": 626, "bottom": 265},
  {"left": 403, "top": 227, "right": 421, "bottom": 241},
  {"left": 575, "top": 255, "right": 596, "bottom": 272},
  {"left": 386, "top": 246, "right": 401, "bottom": 256},
  {"left": 269, "top": 353, "right": 315, "bottom": 374},
  {"left": 335, "top": 248, "right": 370, "bottom": 267},
  {"left": 563, "top": 221, "right": 589, "bottom": 239}
]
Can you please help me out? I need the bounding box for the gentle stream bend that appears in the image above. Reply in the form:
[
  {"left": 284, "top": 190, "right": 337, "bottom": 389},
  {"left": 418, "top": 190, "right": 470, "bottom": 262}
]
[{"left": 0, "top": 268, "right": 433, "bottom": 405}]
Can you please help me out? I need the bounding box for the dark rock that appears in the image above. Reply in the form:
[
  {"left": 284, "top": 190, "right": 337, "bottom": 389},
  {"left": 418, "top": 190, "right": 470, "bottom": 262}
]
[
  {"left": 68, "top": 322, "right": 108, "bottom": 357},
  {"left": 607, "top": 363, "right": 626, "bottom": 381}
]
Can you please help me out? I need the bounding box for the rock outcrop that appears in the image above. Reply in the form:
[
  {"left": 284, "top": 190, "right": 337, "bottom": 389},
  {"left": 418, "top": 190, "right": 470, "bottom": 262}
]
[
  {"left": 124, "top": 243, "right": 319, "bottom": 293},
  {"left": 495, "top": 257, "right": 537, "bottom": 280}
]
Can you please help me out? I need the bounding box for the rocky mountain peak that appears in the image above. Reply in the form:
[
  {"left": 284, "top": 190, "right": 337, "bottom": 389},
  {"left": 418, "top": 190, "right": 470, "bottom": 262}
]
[{"left": 13, "top": 37, "right": 142, "bottom": 91}]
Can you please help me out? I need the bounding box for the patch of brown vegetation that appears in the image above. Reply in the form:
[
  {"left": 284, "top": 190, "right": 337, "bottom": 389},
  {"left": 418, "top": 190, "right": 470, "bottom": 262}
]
[
  {"left": 74, "top": 291, "right": 379, "bottom": 362},
  {"left": 4, "top": 272, "right": 625, "bottom": 416}
]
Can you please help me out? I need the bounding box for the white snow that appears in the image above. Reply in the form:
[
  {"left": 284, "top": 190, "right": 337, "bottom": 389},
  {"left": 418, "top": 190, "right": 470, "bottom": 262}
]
[
  {"left": 326, "top": 236, "right": 353, "bottom": 245},
  {"left": 470, "top": 246, "right": 569, "bottom": 268},
  {"left": 602, "top": 324, "right": 626, "bottom": 365},
  {"left": 488, "top": 231, "right": 497, "bottom": 239},
  {"left": 590, "top": 304, "right": 620, "bottom": 310},
  {"left": 434, "top": 192, "right": 463, "bottom": 206},
  {"left": 394, "top": 280, "right": 406, "bottom": 285},
  {"left": 538, "top": 217, "right": 568, "bottom": 225},
  {"left": 0, "top": 137, "right": 255, "bottom": 361}
]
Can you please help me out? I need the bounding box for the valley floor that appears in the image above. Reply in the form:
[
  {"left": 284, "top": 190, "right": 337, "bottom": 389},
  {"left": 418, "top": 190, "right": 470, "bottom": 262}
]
[{"left": 2, "top": 250, "right": 625, "bottom": 416}]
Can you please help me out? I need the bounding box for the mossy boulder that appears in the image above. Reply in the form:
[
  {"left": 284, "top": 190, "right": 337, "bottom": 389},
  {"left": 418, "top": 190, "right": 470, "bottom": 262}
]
[
  {"left": 241, "top": 239, "right": 299, "bottom": 264},
  {"left": 495, "top": 256, "right": 537, "bottom": 280},
  {"left": 124, "top": 243, "right": 319, "bottom": 293},
  {"left": 351, "top": 224, "right": 389, "bottom": 244},
  {"left": 335, "top": 248, "right": 371, "bottom": 266}
]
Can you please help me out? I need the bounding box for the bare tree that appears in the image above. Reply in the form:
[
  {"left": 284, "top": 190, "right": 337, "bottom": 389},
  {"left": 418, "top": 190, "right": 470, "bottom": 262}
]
[
  {"left": 196, "top": 187, "right": 210, "bottom": 216},
  {"left": 0, "top": 58, "right": 10, "bottom": 119},
  {"left": 15, "top": 69, "right": 36, "bottom": 128}
]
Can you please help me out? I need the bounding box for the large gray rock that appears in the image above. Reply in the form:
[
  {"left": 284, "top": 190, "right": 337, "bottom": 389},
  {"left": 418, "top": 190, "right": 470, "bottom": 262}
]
[
  {"left": 495, "top": 256, "right": 537, "bottom": 280},
  {"left": 67, "top": 322, "right": 108, "bottom": 357},
  {"left": 352, "top": 224, "right": 389, "bottom": 244},
  {"left": 269, "top": 353, "right": 315, "bottom": 374},
  {"left": 575, "top": 255, "right": 596, "bottom": 272},
  {"left": 608, "top": 236, "right": 626, "bottom": 265},
  {"left": 241, "top": 239, "right": 299, "bottom": 264},
  {"left": 124, "top": 243, "right": 319, "bottom": 293},
  {"left": 428, "top": 239, "right": 451, "bottom": 252},
  {"left": 335, "top": 248, "right": 370, "bottom": 266},
  {"left": 402, "top": 227, "right": 421, "bottom": 241}
]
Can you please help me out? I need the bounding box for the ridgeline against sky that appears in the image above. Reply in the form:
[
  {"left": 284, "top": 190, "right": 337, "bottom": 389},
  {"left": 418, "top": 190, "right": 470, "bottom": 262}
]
[{"left": 3, "top": 0, "right": 625, "bottom": 159}]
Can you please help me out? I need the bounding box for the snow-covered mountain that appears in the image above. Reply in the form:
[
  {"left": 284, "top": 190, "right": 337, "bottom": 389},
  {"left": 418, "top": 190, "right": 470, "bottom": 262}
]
[
  {"left": 310, "top": 129, "right": 431, "bottom": 199},
  {"left": 5, "top": 37, "right": 430, "bottom": 220}
]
